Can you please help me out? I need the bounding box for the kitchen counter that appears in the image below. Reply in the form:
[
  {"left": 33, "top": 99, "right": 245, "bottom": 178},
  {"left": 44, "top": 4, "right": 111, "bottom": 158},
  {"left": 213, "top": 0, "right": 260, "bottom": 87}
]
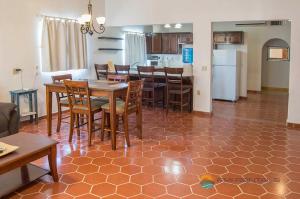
[{"left": 128, "top": 68, "right": 193, "bottom": 77}]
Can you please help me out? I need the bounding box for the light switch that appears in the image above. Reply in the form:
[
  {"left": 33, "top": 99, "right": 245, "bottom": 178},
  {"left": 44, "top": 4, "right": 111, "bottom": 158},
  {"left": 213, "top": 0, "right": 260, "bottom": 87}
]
[{"left": 202, "top": 66, "right": 208, "bottom": 71}]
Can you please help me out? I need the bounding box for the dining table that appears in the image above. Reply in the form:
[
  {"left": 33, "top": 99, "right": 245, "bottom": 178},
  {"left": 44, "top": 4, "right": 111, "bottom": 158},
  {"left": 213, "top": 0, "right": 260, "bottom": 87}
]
[{"left": 44, "top": 80, "right": 143, "bottom": 150}]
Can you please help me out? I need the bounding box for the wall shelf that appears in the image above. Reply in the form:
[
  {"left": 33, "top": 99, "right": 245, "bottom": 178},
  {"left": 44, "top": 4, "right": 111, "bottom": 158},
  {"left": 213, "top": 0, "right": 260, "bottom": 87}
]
[
  {"left": 98, "top": 37, "right": 124, "bottom": 40},
  {"left": 98, "top": 48, "right": 124, "bottom": 51}
]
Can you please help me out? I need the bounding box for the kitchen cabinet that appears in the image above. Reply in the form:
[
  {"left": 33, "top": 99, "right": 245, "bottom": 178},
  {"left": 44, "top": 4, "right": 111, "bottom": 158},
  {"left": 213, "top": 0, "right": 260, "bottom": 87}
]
[
  {"left": 178, "top": 33, "right": 193, "bottom": 44},
  {"left": 146, "top": 35, "right": 152, "bottom": 54},
  {"left": 162, "top": 33, "right": 178, "bottom": 54},
  {"left": 146, "top": 32, "right": 193, "bottom": 54},
  {"left": 213, "top": 31, "right": 244, "bottom": 44},
  {"left": 151, "top": 33, "right": 162, "bottom": 54}
]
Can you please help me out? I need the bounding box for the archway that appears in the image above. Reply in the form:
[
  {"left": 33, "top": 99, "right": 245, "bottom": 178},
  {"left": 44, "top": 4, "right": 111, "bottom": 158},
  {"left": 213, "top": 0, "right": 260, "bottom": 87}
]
[{"left": 261, "top": 38, "right": 290, "bottom": 92}]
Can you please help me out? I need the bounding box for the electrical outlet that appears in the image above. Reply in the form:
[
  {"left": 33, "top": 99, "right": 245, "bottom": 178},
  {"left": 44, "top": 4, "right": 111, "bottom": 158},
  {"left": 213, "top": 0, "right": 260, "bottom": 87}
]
[
  {"left": 13, "top": 68, "right": 22, "bottom": 75},
  {"left": 197, "top": 90, "right": 201, "bottom": 95},
  {"left": 202, "top": 66, "right": 208, "bottom": 71}
]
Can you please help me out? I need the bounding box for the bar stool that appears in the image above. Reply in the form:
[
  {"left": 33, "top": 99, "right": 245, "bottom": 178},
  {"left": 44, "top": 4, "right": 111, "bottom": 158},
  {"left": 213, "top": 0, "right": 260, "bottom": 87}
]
[
  {"left": 137, "top": 66, "right": 165, "bottom": 108},
  {"left": 101, "top": 80, "right": 143, "bottom": 148},
  {"left": 165, "top": 67, "right": 191, "bottom": 113},
  {"left": 115, "top": 65, "right": 130, "bottom": 76},
  {"left": 64, "top": 80, "right": 106, "bottom": 146},
  {"left": 95, "top": 64, "right": 109, "bottom": 80},
  {"left": 52, "top": 74, "right": 72, "bottom": 132}
]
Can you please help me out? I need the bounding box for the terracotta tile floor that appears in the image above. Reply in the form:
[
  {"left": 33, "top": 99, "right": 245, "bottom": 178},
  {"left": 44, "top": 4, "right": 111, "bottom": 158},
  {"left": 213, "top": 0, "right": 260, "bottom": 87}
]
[{"left": 6, "top": 92, "right": 300, "bottom": 199}]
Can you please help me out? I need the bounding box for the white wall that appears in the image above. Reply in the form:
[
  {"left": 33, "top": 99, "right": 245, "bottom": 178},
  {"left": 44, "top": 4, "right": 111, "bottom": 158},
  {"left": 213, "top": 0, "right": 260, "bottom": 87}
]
[
  {"left": 90, "top": 27, "right": 125, "bottom": 79},
  {"left": 105, "top": 0, "right": 300, "bottom": 124},
  {"left": 0, "top": 0, "right": 105, "bottom": 116},
  {"left": 262, "top": 39, "right": 290, "bottom": 89}
]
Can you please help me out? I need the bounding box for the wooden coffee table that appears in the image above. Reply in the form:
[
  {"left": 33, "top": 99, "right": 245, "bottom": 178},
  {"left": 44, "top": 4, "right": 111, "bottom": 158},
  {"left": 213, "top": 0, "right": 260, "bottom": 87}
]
[{"left": 0, "top": 133, "right": 58, "bottom": 197}]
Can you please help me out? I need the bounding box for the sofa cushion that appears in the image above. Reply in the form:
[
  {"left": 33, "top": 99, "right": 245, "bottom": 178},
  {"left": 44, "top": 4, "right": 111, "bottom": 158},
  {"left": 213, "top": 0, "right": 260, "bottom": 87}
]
[{"left": 0, "top": 103, "right": 18, "bottom": 134}]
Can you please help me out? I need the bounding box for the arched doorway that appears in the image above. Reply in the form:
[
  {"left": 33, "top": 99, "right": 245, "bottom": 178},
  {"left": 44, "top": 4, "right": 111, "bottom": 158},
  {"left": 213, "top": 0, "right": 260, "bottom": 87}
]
[{"left": 261, "top": 38, "right": 290, "bottom": 92}]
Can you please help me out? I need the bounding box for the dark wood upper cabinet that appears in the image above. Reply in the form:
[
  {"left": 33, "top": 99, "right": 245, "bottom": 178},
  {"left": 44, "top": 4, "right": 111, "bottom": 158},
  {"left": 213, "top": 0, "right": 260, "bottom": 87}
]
[
  {"left": 151, "top": 33, "right": 162, "bottom": 54},
  {"left": 146, "top": 32, "right": 193, "bottom": 54},
  {"left": 213, "top": 31, "right": 244, "bottom": 44},
  {"left": 162, "top": 33, "right": 178, "bottom": 54},
  {"left": 226, "top": 32, "right": 243, "bottom": 44},
  {"left": 213, "top": 32, "right": 227, "bottom": 43},
  {"left": 178, "top": 33, "right": 193, "bottom": 44},
  {"left": 146, "top": 34, "right": 152, "bottom": 54}
]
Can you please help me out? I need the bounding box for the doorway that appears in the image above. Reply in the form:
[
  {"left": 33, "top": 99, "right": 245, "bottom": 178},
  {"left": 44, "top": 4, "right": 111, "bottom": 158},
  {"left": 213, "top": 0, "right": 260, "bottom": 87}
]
[
  {"left": 211, "top": 20, "right": 291, "bottom": 124},
  {"left": 261, "top": 38, "right": 290, "bottom": 92}
]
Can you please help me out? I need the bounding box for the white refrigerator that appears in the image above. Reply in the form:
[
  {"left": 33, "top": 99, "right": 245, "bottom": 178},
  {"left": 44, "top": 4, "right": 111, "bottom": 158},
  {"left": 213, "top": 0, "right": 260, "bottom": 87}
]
[{"left": 212, "top": 49, "right": 241, "bottom": 102}]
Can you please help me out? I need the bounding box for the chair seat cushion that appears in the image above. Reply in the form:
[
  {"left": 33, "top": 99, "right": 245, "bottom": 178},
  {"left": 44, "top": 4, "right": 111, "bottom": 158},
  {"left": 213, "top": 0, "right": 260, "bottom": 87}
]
[
  {"left": 101, "top": 100, "right": 136, "bottom": 114},
  {"left": 73, "top": 99, "right": 106, "bottom": 111},
  {"left": 92, "top": 96, "right": 109, "bottom": 102},
  {"left": 59, "top": 99, "right": 69, "bottom": 106}
]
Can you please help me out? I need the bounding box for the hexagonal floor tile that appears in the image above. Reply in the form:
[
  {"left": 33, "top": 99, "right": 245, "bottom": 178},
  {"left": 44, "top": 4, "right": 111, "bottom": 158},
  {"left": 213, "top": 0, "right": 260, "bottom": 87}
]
[
  {"left": 142, "top": 183, "right": 166, "bottom": 197},
  {"left": 117, "top": 183, "right": 141, "bottom": 197},
  {"left": 167, "top": 183, "right": 192, "bottom": 197}
]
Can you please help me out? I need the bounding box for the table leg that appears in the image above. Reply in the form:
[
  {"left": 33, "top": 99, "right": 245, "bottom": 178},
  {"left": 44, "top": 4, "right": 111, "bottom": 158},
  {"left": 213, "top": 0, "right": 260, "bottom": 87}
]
[
  {"left": 137, "top": 103, "right": 143, "bottom": 139},
  {"left": 16, "top": 94, "right": 20, "bottom": 117},
  {"left": 48, "top": 145, "right": 58, "bottom": 182},
  {"left": 21, "top": 165, "right": 29, "bottom": 184},
  {"left": 34, "top": 91, "right": 38, "bottom": 123},
  {"left": 46, "top": 87, "right": 53, "bottom": 136},
  {"left": 109, "top": 92, "right": 117, "bottom": 150},
  {"left": 29, "top": 93, "right": 33, "bottom": 122}
]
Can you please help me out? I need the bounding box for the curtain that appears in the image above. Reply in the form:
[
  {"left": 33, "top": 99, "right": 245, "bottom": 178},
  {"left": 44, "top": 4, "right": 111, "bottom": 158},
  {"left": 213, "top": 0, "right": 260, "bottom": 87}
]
[
  {"left": 42, "top": 17, "right": 87, "bottom": 72},
  {"left": 125, "top": 33, "right": 147, "bottom": 68}
]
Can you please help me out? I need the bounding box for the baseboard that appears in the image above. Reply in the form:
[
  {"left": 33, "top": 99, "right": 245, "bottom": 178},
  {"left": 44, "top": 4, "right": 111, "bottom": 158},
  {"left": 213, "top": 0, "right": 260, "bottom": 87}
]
[
  {"left": 248, "top": 90, "right": 262, "bottom": 94},
  {"left": 239, "top": 96, "right": 248, "bottom": 100},
  {"left": 193, "top": 111, "right": 213, "bottom": 117},
  {"left": 262, "top": 87, "right": 289, "bottom": 92},
  {"left": 20, "top": 110, "right": 69, "bottom": 125},
  {"left": 287, "top": 122, "right": 300, "bottom": 130}
]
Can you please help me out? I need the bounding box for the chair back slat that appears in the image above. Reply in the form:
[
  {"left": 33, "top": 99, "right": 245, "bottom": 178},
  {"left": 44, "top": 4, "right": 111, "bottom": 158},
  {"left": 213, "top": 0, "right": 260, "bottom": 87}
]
[
  {"left": 125, "top": 80, "right": 143, "bottom": 113},
  {"left": 137, "top": 66, "right": 155, "bottom": 89},
  {"left": 52, "top": 74, "right": 72, "bottom": 100},
  {"left": 95, "top": 64, "right": 109, "bottom": 80},
  {"left": 107, "top": 74, "right": 129, "bottom": 83},
  {"left": 115, "top": 65, "right": 130, "bottom": 75},
  {"left": 164, "top": 67, "right": 184, "bottom": 90},
  {"left": 64, "top": 80, "right": 91, "bottom": 111}
]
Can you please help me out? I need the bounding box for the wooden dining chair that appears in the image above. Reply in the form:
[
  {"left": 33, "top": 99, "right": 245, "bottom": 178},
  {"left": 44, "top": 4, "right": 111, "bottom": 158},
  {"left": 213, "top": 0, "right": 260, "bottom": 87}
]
[
  {"left": 137, "top": 66, "right": 165, "bottom": 108},
  {"left": 51, "top": 74, "right": 72, "bottom": 132},
  {"left": 64, "top": 80, "right": 106, "bottom": 146},
  {"left": 101, "top": 80, "right": 143, "bottom": 148},
  {"left": 107, "top": 74, "right": 129, "bottom": 83},
  {"left": 164, "top": 67, "right": 191, "bottom": 113},
  {"left": 114, "top": 65, "right": 130, "bottom": 76},
  {"left": 95, "top": 64, "right": 109, "bottom": 80}
]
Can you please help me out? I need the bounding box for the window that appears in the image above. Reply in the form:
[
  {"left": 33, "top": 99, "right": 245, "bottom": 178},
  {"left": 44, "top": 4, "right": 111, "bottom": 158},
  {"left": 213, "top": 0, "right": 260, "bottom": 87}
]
[
  {"left": 267, "top": 47, "right": 289, "bottom": 61},
  {"left": 41, "top": 17, "right": 87, "bottom": 72}
]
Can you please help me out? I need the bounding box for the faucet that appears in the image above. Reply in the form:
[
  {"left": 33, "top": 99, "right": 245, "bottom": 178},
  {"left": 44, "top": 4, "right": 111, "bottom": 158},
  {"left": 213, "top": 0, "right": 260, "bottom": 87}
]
[{"left": 131, "top": 62, "right": 141, "bottom": 70}]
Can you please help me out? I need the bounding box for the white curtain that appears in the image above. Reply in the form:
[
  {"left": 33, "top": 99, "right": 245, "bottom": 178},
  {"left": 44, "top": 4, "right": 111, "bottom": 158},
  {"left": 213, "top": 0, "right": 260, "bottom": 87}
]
[
  {"left": 125, "top": 33, "right": 147, "bottom": 68},
  {"left": 41, "top": 17, "right": 87, "bottom": 72}
]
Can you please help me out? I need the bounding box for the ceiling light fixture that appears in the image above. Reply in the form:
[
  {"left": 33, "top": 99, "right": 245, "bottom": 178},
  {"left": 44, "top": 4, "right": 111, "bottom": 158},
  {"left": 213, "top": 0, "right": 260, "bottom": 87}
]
[
  {"left": 78, "top": 0, "right": 106, "bottom": 35},
  {"left": 164, "top": 24, "right": 171, "bottom": 28},
  {"left": 175, "top": 23, "right": 183, "bottom": 29}
]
